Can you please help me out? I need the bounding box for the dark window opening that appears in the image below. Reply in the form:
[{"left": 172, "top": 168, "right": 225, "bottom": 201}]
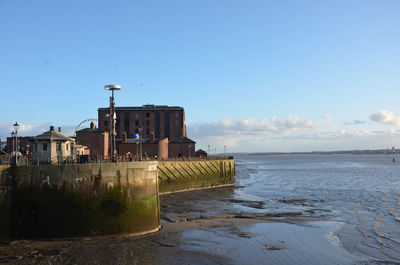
[
  {"left": 146, "top": 120, "right": 150, "bottom": 126},
  {"left": 124, "top": 118, "right": 130, "bottom": 135},
  {"left": 43, "top": 143, "right": 47, "bottom": 151},
  {"left": 135, "top": 120, "right": 139, "bottom": 126},
  {"left": 146, "top": 112, "right": 150, "bottom": 118},
  {"left": 164, "top": 112, "right": 170, "bottom": 138},
  {"left": 104, "top": 120, "right": 109, "bottom": 127},
  {"left": 146, "top": 129, "right": 150, "bottom": 135},
  {"left": 155, "top": 112, "right": 160, "bottom": 138}
]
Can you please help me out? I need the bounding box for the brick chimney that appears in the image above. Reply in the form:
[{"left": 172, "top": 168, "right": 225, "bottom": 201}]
[
  {"left": 90, "top": 122, "right": 97, "bottom": 129},
  {"left": 50, "top": 126, "right": 55, "bottom": 131},
  {"left": 58, "top": 127, "right": 61, "bottom": 132}
]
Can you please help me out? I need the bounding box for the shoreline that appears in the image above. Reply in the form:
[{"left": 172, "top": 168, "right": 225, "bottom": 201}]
[{"left": 0, "top": 186, "right": 366, "bottom": 265}]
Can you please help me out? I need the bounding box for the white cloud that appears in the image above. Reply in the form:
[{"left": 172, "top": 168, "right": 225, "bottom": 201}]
[
  {"left": 188, "top": 114, "right": 400, "bottom": 152},
  {"left": 370, "top": 110, "right": 400, "bottom": 126},
  {"left": 343, "top": 120, "right": 366, "bottom": 125},
  {"left": 0, "top": 123, "right": 75, "bottom": 139},
  {"left": 188, "top": 115, "right": 317, "bottom": 151},
  {"left": 321, "top": 115, "right": 336, "bottom": 128},
  {"left": 190, "top": 115, "right": 317, "bottom": 138}
]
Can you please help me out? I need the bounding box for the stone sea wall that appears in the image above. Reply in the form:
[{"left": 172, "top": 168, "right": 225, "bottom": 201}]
[
  {"left": 158, "top": 159, "right": 235, "bottom": 193},
  {"left": 0, "top": 162, "right": 160, "bottom": 239},
  {"left": 0, "top": 165, "right": 12, "bottom": 239},
  {"left": 0, "top": 159, "right": 235, "bottom": 239}
]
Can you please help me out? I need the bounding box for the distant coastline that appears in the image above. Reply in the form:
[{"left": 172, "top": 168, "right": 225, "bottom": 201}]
[{"left": 230, "top": 149, "right": 399, "bottom": 155}]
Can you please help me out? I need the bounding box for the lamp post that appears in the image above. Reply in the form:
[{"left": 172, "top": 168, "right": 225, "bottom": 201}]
[
  {"left": 138, "top": 127, "right": 143, "bottom": 160},
  {"left": 12, "top": 122, "right": 20, "bottom": 165},
  {"left": 104, "top": 85, "right": 121, "bottom": 162}
]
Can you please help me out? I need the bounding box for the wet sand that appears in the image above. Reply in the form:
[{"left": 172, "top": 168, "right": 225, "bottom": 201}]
[{"left": 0, "top": 184, "right": 398, "bottom": 264}]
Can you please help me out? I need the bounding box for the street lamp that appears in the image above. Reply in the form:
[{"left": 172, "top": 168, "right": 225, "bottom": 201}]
[
  {"left": 104, "top": 85, "right": 121, "bottom": 162},
  {"left": 12, "top": 122, "right": 20, "bottom": 165},
  {"left": 138, "top": 127, "right": 143, "bottom": 160}
]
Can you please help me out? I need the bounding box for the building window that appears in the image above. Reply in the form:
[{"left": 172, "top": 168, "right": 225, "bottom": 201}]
[
  {"left": 66, "top": 144, "right": 69, "bottom": 151},
  {"left": 146, "top": 129, "right": 150, "bottom": 135},
  {"left": 104, "top": 120, "right": 108, "bottom": 127},
  {"left": 175, "top": 119, "right": 179, "bottom": 126},
  {"left": 146, "top": 120, "right": 150, "bottom": 126},
  {"left": 43, "top": 143, "right": 47, "bottom": 151},
  {"left": 155, "top": 112, "right": 161, "bottom": 138},
  {"left": 124, "top": 113, "right": 130, "bottom": 135},
  {"left": 164, "top": 112, "right": 170, "bottom": 138},
  {"left": 146, "top": 112, "right": 150, "bottom": 118},
  {"left": 175, "top": 112, "right": 179, "bottom": 118},
  {"left": 135, "top": 120, "right": 139, "bottom": 126},
  {"left": 56, "top": 143, "right": 61, "bottom": 151}
]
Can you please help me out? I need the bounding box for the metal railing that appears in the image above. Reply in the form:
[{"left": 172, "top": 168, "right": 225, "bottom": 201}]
[{"left": 0, "top": 154, "right": 234, "bottom": 165}]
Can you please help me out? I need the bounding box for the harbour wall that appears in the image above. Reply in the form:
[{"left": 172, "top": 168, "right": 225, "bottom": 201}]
[
  {"left": 0, "top": 162, "right": 160, "bottom": 239},
  {"left": 158, "top": 159, "right": 235, "bottom": 193},
  {"left": 0, "top": 159, "right": 235, "bottom": 239}
]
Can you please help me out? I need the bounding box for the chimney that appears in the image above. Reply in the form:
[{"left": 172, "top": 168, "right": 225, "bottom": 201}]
[
  {"left": 50, "top": 126, "right": 55, "bottom": 131},
  {"left": 90, "top": 122, "right": 96, "bottom": 129},
  {"left": 58, "top": 127, "right": 61, "bottom": 133}
]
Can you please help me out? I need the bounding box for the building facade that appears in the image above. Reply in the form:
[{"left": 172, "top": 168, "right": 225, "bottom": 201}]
[
  {"left": 98, "top": 105, "right": 186, "bottom": 141},
  {"left": 32, "top": 126, "right": 78, "bottom": 164},
  {"left": 75, "top": 122, "right": 109, "bottom": 159}
]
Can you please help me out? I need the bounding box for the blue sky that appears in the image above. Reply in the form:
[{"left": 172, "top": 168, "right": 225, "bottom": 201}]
[{"left": 1, "top": 0, "right": 400, "bottom": 152}]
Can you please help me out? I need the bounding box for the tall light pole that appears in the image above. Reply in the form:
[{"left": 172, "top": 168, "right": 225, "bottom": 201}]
[
  {"left": 224, "top": 145, "right": 227, "bottom": 157},
  {"left": 104, "top": 85, "right": 121, "bottom": 162},
  {"left": 138, "top": 127, "right": 143, "bottom": 160},
  {"left": 12, "top": 122, "right": 20, "bottom": 165}
]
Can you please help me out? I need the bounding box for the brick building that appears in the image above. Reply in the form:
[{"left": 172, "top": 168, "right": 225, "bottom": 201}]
[
  {"left": 6, "top": 136, "right": 34, "bottom": 156},
  {"left": 98, "top": 105, "right": 186, "bottom": 141},
  {"left": 75, "top": 122, "right": 109, "bottom": 159},
  {"left": 97, "top": 104, "right": 195, "bottom": 158},
  {"left": 118, "top": 137, "right": 169, "bottom": 159}
]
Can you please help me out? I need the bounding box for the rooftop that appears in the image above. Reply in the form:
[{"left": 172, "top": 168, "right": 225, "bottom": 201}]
[
  {"left": 98, "top": 105, "right": 184, "bottom": 112},
  {"left": 35, "top": 126, "right": 74, "bottom": 141}
]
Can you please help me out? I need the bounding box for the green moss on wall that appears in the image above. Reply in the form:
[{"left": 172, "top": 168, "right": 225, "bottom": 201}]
[
  {"left": 158, "top": 160, "right": 235, "bottom": 193},
  {"left": 11, "top": 186, "right": 159, "bottom": 238}
]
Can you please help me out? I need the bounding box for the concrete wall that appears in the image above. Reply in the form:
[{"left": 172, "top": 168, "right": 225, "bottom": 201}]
[
  {"left": 158, "top": 159, "right": 235, "bottom": 193},
  {"left": 0, "top": 165, "right": 11, "bottom": 239},
  {"left": 0, "top": 159, "right": 236, "bottom": 239},
  {"left": 0, "top": 162, "right": 160, "bottom": 239}
]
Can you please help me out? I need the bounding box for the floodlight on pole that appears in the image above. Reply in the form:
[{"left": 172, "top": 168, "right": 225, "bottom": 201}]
[
  {"left": 104, "top": 85, "right": 121, "bottom": 162},
  {"left": 12, "top": 122, "right": 20, "bottom": 165}
]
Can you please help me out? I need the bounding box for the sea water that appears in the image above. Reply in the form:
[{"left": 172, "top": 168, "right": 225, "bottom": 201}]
[{"left": 179, "top": 154, "right": 400, "bottom": 264}]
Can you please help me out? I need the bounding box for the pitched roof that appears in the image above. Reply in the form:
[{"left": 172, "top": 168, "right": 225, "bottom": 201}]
[
  {"left": 169, "top": 136, "right": 196, "bottom": 144},
  {"left": 35, "top": 128, "right": 74, "bottom": 141}
]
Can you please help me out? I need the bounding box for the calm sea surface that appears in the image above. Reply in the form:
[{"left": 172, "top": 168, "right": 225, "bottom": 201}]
[{"left": 179, "top": 154, "right": 400, "bottom": 264}]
